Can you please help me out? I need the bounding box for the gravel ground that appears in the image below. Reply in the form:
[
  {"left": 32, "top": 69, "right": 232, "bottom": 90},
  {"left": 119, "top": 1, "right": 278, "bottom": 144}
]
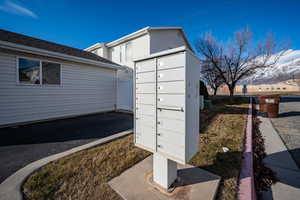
[{"left": 270, "top": 97, "right": 300, "bottom": 167}]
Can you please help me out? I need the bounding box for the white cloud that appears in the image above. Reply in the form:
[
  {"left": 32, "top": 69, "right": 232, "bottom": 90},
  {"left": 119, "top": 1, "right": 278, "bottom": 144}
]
[{"left": 0, "top": 0, "right": 37, "bottom": 18}]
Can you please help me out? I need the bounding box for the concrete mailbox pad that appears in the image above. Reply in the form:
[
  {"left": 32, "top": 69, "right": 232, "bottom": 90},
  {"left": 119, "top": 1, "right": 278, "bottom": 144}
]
[{"left": 109, "top": 156, "right": 220, "bottom": 200}]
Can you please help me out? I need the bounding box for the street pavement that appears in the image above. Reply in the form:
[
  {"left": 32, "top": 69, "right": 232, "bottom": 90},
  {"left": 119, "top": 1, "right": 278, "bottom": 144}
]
[{"left": 270, "top": 96, "right": 300, "bottom": 167}]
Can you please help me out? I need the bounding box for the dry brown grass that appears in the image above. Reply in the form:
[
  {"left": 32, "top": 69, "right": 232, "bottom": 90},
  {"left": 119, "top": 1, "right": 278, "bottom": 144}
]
[
  {"left": 23, "top": 98, "right": 248, "bottom": 200},
  {"left": 22, "top": 135, "right": 150, "bottom": 200},
  {"left": 190, "top": 101, "right": 248, "bottom": 200}
]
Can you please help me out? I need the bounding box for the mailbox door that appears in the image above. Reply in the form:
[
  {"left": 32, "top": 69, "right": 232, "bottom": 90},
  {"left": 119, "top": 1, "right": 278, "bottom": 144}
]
[
  {"left": 156, "top": 53, "right": 187, "bottom": 163},
  {"left": 135, "top": 59, "right": 157, "bottom": 151}
]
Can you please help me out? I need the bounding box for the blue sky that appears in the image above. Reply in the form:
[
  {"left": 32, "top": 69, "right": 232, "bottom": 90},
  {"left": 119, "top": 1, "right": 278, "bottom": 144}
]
[{"left": 1, "top": 0, "right": 300, "bottom": 50}]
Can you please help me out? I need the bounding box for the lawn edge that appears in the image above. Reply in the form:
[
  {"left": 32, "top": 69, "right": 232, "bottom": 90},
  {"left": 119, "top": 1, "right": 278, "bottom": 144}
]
[
  {"left": 0, "top": 129, "right": 133, "bottom": 200},
  {"left": 238, "top": 98, "right": 257, "bottom": 200}
]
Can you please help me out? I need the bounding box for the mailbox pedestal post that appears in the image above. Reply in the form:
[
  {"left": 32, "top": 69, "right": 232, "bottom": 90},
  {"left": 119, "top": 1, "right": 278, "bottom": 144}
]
[{"left": 153, "top": 153, "right": 177, "bottom": 189}]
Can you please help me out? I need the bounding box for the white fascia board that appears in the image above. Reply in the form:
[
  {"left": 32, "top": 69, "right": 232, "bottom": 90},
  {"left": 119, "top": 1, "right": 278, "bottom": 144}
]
[
  {"left": 133, "top": 46, "right": 188, "bottom": 62},
  {"left": 148, "top": 27, "right": 183, "bottom": 30},
  {"left": 84, "top": 42, "right": 105, "bottom": 51},
  {"left": 0, "top": 40, "right": 121, "bottom": 70},
  {"left": 106, "top": 26, "right": 150, "bottom": 47},
  {"left": 178, "top": 29, "right": 194, "bottom": 53}
]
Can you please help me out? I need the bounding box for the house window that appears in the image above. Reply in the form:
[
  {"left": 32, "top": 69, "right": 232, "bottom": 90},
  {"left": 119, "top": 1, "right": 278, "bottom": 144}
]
[
  {"left": 42, "top": 61, "right": 61, "bottom": 85},
  {"left": 18, "top": 57, "right": 61, "bottom": 85},
  {"left": 18, "top": 58, "right": 40, "bottom": 84},
  {"left": 119, "top": 46, "right": 123, "bottom": 63},
  {"left": 283, "top": 87, "right": 286, "bottom": 90},
  {"left": 125, "top": 42, "right": 132, "bottom": 62}
]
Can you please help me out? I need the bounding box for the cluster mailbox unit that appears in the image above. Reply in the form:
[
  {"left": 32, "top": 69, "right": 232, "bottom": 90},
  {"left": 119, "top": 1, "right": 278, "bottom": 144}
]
[{"left": 134, "top": 46, "right": 200, "bottom": 189}]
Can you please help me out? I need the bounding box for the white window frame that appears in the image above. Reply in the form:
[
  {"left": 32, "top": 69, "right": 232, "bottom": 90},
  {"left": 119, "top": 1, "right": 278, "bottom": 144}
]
[{"left": 16, "top": 56, "right": 62, "bottom": 87}]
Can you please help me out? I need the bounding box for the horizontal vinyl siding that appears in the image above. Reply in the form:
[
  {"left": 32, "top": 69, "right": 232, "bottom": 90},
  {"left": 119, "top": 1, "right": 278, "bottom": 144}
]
[{"left": 0, "top": 52, "right": 117, "bottom": 126}]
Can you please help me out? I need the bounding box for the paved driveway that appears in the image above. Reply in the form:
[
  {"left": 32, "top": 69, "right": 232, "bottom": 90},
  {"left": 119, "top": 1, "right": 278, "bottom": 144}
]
[
  {"left": 0, "top": 112, "right": 132, "bottom": 183},
  {"left": 270, "top": 96, "right": 300, "bottom": 167}
]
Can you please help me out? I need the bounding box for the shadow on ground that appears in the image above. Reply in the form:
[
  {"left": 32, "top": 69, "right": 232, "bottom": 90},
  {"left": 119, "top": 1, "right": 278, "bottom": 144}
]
[
  {"left": 0, "top": 112, "right": 133, "bottom": 183},
  {"left": 258, "top": 148, "right": 300, "bottom": 200},
  {"left": 0, "top": 112, "right": 133, "bottom": 146},
  {"left": 278, "top": 112, "right": 300, "bottom": 118}
]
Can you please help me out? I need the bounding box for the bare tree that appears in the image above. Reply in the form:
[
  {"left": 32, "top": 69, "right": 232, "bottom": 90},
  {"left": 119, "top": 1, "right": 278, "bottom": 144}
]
[
  {"left": 201, "top": 59, "right": 224, "bottom": 95},
  {"left": 195, "top": 29, "right": 288, "bottom": 96}
]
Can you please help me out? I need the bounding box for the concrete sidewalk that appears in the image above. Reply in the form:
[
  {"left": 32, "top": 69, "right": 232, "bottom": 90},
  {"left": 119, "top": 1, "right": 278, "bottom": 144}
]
[{"left": 259, "top": 116, "right": 300, "bottom": 200}]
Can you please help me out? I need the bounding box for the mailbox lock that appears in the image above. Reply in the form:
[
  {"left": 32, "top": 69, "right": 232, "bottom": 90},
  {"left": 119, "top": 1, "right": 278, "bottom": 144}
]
[
  {"left": 157, "top": 133, "right": 161, "bottom": 136},
  {"left": 157, "top": 145, "right": 163, "bottom": 148},
  {"left": 157, "top": 121, "right": 161, "bottom": 124}
]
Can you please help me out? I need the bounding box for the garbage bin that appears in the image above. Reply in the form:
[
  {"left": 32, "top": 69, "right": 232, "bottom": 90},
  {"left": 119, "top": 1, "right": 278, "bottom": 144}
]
[
  {"left": 258, "top": 96, "right": 268, "bottom": 113},
  {"left": 264, "top": 95, "right": 280, "bottom": 118}
]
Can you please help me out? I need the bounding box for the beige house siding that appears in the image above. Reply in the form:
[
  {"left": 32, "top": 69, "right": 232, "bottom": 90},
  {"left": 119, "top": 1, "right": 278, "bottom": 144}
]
[{"left": 0, "top": 51, "right": 116, "bottom": 126}]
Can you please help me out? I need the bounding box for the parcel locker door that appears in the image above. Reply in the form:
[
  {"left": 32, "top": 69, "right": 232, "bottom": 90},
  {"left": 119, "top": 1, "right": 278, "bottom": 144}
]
[{"left": 135, "top": 114, "right": 156, "bottom": 150}]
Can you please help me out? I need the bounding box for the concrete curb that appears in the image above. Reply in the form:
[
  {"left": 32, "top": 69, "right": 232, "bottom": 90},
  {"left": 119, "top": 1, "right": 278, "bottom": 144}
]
[
  {"left": 0, "top": 129, "right": 133, "bottom": 200},
  {"left": 238, "top": 98, "right": 257, "bottom": 200}
]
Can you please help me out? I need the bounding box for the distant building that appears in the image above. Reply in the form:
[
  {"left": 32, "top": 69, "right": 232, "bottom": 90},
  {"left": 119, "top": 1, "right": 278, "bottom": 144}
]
[
  {"left": 85, "top": 27, "right": 193, "bottom": 111},
  {"left": 213, "top": 79, "right": 300, "bottom": 94}
]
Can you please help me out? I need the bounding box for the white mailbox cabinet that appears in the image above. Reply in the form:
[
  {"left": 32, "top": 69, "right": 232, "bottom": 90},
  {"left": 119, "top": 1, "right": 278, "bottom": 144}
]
[{"left": 134, "top": 47, "right": 200, "bottom": 165}]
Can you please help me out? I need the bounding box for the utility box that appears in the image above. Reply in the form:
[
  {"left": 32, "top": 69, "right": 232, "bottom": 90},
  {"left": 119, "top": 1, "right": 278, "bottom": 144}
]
[{"left": 134, "top": 47, "right": 200, "bottom": 165}]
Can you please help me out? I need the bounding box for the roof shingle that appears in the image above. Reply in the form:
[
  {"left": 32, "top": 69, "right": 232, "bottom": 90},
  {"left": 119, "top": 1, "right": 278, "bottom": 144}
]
[{"left": 0, "top": 29, "right": 116, "bottom": 65}]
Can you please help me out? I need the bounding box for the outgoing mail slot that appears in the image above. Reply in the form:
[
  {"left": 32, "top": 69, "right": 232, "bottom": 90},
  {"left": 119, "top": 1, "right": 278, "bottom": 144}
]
[
  {"left": 157, "top": 53, "right": 185, "bottom": 70},
  {"left": 157, "top": 81, "right": 185, "bottom": 94},
  {"left": 136, "top": 71, "right": 155, "bottom": 83},
  {"left": 157, "top": 94, "right": 184, "bottom": 108},
  {"left": 136, "top": 59, "right": 156, "bottom": 73},
  {"left": 157, "top": 67, "right": 185, "bottom": 82}
]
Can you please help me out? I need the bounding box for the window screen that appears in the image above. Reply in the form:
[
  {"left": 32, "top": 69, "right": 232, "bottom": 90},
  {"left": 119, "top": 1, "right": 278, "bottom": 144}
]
[
  {"left": 18, "top": 58, "right": 40, "bottom": 84},
  {"left": 42, "top": 61, "right": 61, "bottom": 85}
]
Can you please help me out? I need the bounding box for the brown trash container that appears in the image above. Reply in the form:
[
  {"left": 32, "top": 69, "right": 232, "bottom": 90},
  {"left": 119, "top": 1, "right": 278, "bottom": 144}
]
[
  {"left": 264, "top": 95, "right": 280, "bottom": 118},
  {"left": 258, "top": 96, "right": 268, "bottom": 113}
]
